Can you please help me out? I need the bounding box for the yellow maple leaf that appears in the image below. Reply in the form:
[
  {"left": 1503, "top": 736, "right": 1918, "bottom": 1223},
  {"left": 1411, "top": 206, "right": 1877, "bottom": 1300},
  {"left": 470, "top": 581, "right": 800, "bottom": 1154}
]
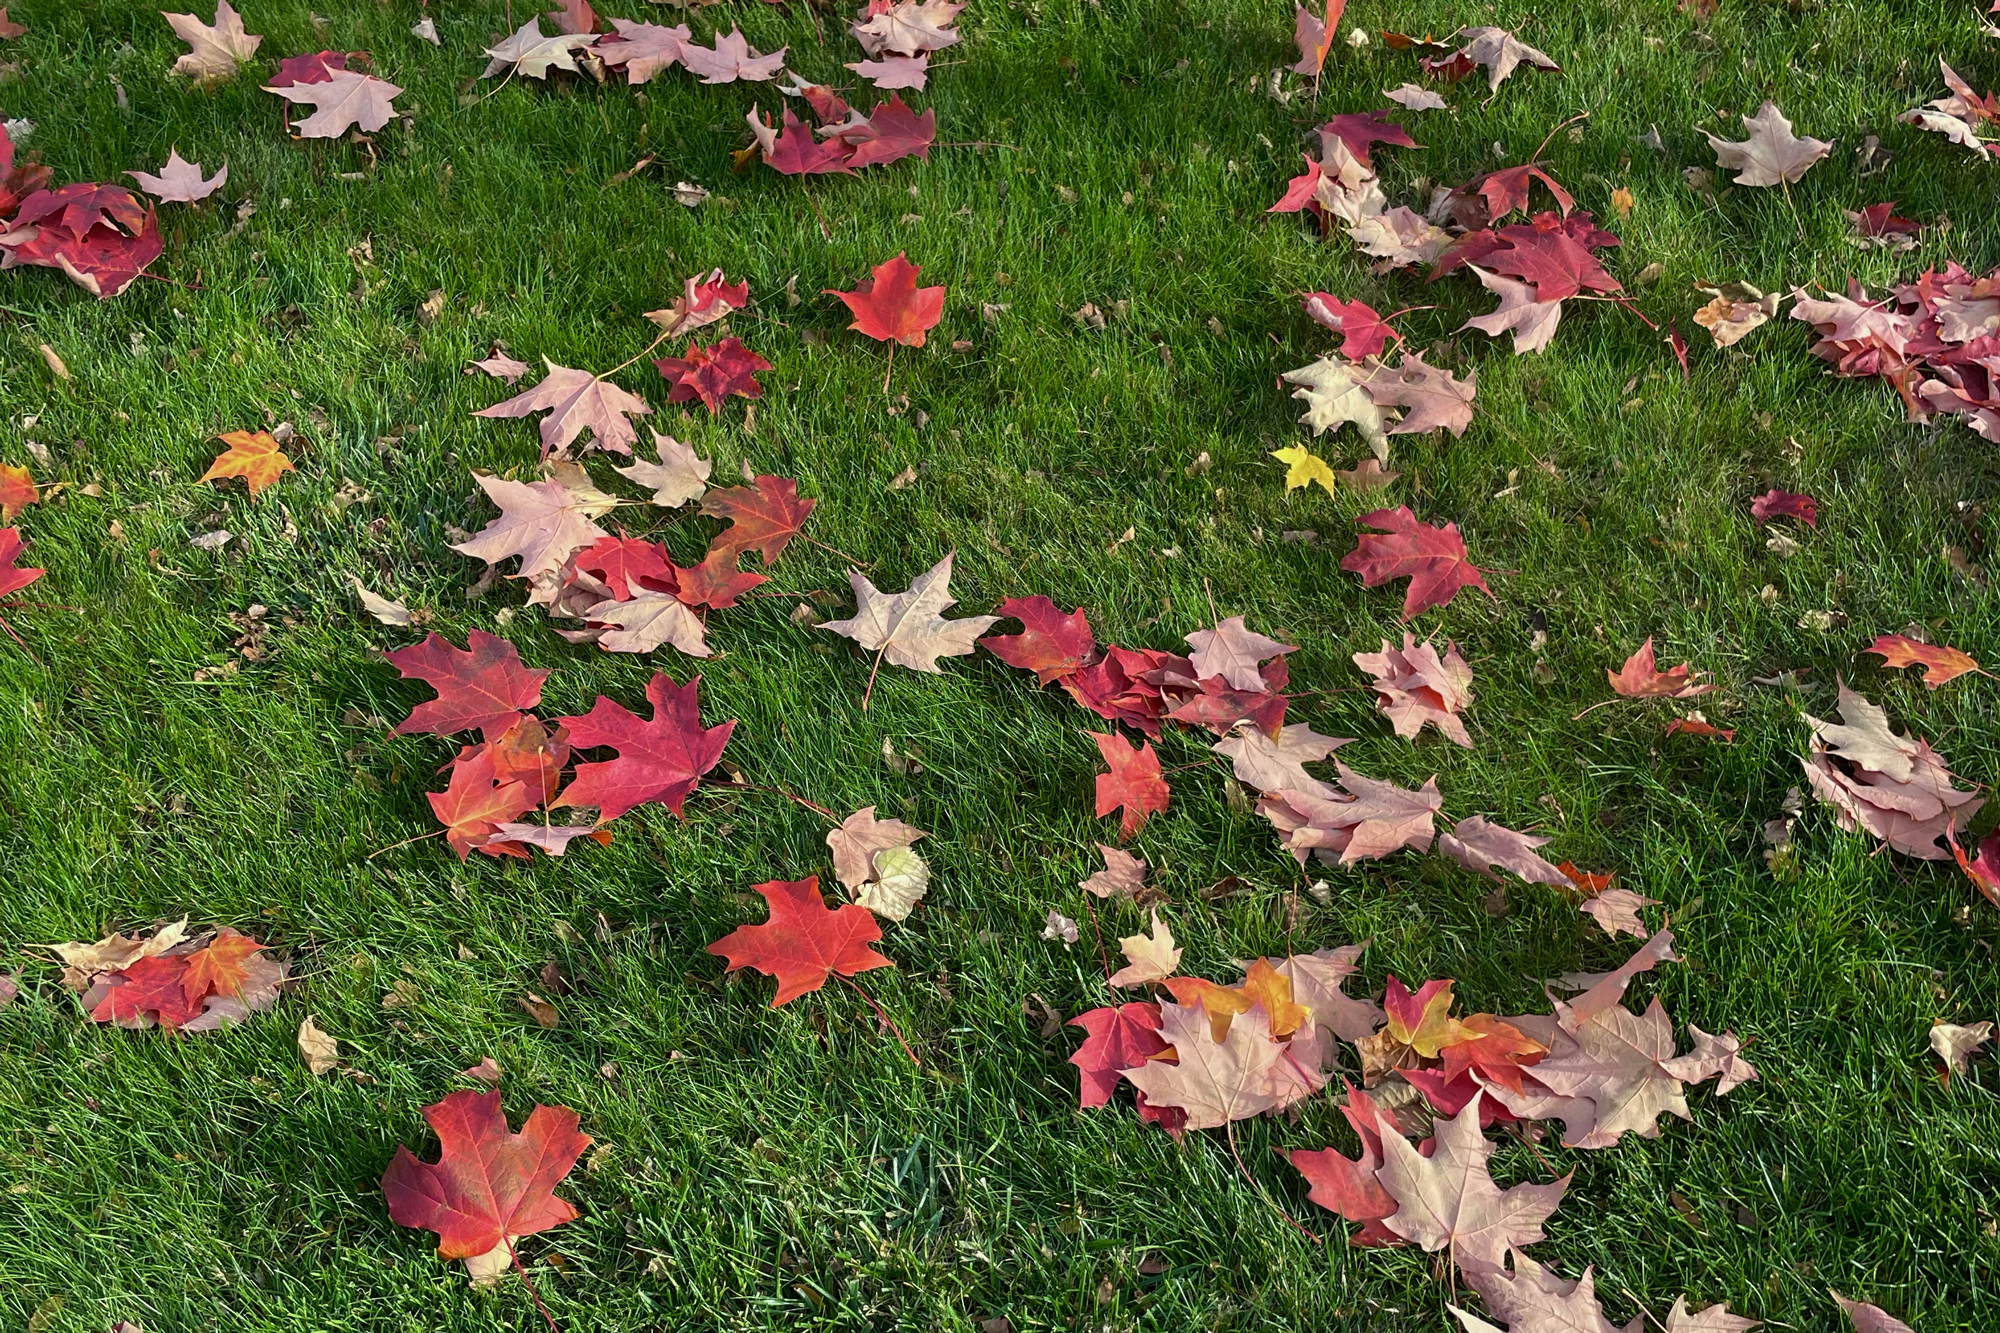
[
  {"left": 1166, "top": 959, "right": 1311, "bottom": 1041},
  {"left": 1388, "top": 979, "right": 1476, "bottom": 1058},
  {"left": 1270, "top": 445, "right": 1338, "bottom": 497},
  {"left": 201, "top": 430, "right": 295, "bottom": 498}
]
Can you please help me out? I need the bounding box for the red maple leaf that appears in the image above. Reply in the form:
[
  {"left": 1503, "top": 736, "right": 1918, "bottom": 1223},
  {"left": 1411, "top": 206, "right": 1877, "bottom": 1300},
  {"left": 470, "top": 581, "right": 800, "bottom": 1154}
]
[
  {"left": 428, "top": 745, "right": 536, "bottom": 860},
  {"left": 847, "top": 95, "right": 936, "bottom": 169},
  {"left": 1339, "top": 507, "right": 1495, "bottom": 619},
  {"left": 1269, "top": 154, "right": 1325, "bottom": 215},
  {"left": 1318, "top": 110, "right": 1416, "bottom": 170},
  {"left": 705, "top": 875, "right": 894, "bottom": 1006},
  {"left": 0, "top": 527, "right": 44, "bottom": 598},
  {"left": 761, "top": 106, "right": 857, "bottom": 175},
  {"left": 1302, "top": 293, "right": 1396, "bottom": 360},
  {"left": 1067, "top": 1001, "right": 1168, "bottom": 1106},
  {"left": 386, "top": 631, "right": 550, "bottom": 738},
  {"left": 1286, "top": 1081, "right": 1407, "bottom": 1246},
  {"left": 1449, "top": 161, "right": 1574, "bottom": 229},
  {"left": 1851, "top": 202, "right": 1920, "bottom": 238},
  {"left": 380, "top": 1089, "right": 591, "bottom": 1265},
  {"left": 828, "top": 253, "right": 945, "bottom": 346},
  {"left": 980, "top": 595, "right": 1098, "bottom": 683},
  {"left": 472, "top": 715, "right": 572, "bottom": 805},
  {"left": 0, "top": 122, "right": 51, "bottom": 220},
  {"left": 701, "top": 474, "right": 816, "bottom": 565},
  {"left": 672, "top": 549, "right": 767, "bottom": 608},
  {"left": 574, "top": 535, "right": 676, "bottom": 600},
  {"left": 1163, "top": 674, "right": 1287, "bottom": 737},
  {"left": 654, "top": 336, "right": 770, "bottom": 414},
  {"left": 554, "top": 672, "right": 735, "bottom": 822},
  {"left": 1090, "top": 731, "right": 1169, "bottom": 841},
  {"left": 1058, "top": 646, "right": 1186, "bottom": 737},
  {"left": 1485, "top": 221, "right": 1622, "bottom": 302},
  {"left": 89, "top": 953, "right": 203, "bottom": 1028},
  {"left": 268, "top": 49, "right": 349, "bottom": 86},
  {"left": 14, "top": 182, "right": 148, "bottom": 236},
  {"left": 1606, "top": 638, "right": 1713, "bottom": 699},
  {"left": 1749, "top": 488, "right": 1817, "bottom": 528},
  {"left": 796, "top": 82, "right": 852, "bottom": 124}
]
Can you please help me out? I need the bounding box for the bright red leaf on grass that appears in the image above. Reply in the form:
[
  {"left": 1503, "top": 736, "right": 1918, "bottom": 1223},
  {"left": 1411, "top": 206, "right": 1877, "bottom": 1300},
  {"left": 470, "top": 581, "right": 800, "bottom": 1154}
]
[
  {"left": 1448, "top": 161, "right": 1574, "bottom": 228},
  {"left": 1090, "top": 731, "right": 1169, "bottom": 840},
  {"left": 1, "top": 185, "right": 162, "bottom": 298},
  {"left": 705, "top": 875, "right": 894, "bottom": 1006},
  {"left": 428, "top": 746, "right": 536, "bottom": 859},
  {"left": 1302, "top": 294, "right": 1395, "bottom": 360},
  {"left": 981, "top": 596, "right": 1098, "bottom": 683},
  {"left": 1850, "top": 202, "right": 1921, "bottom": 239},
  {"left": 1286, "top": 1082, "right": 1410, "bottom": 1246},
  {"left": 1339, "top": 507, "right": 1495, "bottom": 619},
  {"left": 846, "top": 95, "right": 937, "bottom": 169},
  {"left": 555, "top": 672, "right": 735, "bottom": 822},
  {"left": 90, "top": 954, "right": 203, "bottom": 1028},
  {"left": 701, "top": 475, "right": 816, "bottom": 564},
  {"left": 1067, "top": 1002, "right": 1168, "bottom": 1106},
  {"left": 654, "top": 336, "right": 770, "bottom": 413},
  {"left": 0, "top": 527, "right": 42, "bottom": 597},
  {"left": 15, "top": 182, "right": 147, "bottom": 235},
  {"left": 1607, "top": 638, "right": 1713, "bottom": 699},
  {"left": 1318, "top": 110, "right": 1414, "bottom": 170},
  {"left": 477, "top": 715, "right": 571, "bottom": 805},
  {"left": 672, "top": 550, "right": 767, "bottom": 608},
  {"left": 1483, "top": 221, "right": 1623, "bottom": 303},
  {"left": 1749, "top": 488, "right": 1817, "bottom": 528},
  {"left": 754, "top": 106, "right": 856, "bottom": 175},
  {"left": 574, "top": 535, "right": 675, "bottom": 601},
  {"left": 1863, "top": 634, "right": 1984, "bottom": 688},
  {"left": 381, "top": 1090, "right": 590, "bottom": 1273},
  {"left": 387, "top": 631, "right": 550, "bottom": 738},
  {"left": 828, "top": 253, "right": 945, "bottom": 346}
]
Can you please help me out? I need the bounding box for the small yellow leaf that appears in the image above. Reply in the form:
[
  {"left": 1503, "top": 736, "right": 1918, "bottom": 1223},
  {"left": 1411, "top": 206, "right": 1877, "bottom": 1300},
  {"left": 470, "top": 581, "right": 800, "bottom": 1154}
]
[
  {"left": 1270, "top": 445, "right": 1339, "bottom": 497},
  {"left": 1609, "top": 186, "right": 1635, "bottom": 219}
]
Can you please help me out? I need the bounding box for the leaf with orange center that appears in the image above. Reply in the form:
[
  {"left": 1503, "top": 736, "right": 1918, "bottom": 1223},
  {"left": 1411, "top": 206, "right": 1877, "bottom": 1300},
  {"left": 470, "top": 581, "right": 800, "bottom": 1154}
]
[
  {"left": 428, "top": 746, "right": 536, "bottom": 859},
  {"left": 705, "top": 875, "right": 894, "bottom": 1006},
  {"left": 200, "top": 430, "right": 295, "bottom": 498},
  {"left": 177, "top": 927, "right": 264, "bottom": 1007},
  {"left": 0, "top": 463, "right": 35, "bottom": 518},
  {"left": 701, "top": 474, "right": 816, "bottom": 565},
  {"left": 1358, "top": 976, "right": 1475, "bottom": 1082},
  {"left": 1436, "top": 1012, "right": 1547, "bottom": 1093},
  {"left": 1090, "top": 730, "right": 1169, "bottom": 840},
  {"left": 475, "top": 715, "right": 571, "bottom": 805},
  {"left": 1606, "top": 638, "right": 1714, "bottom": 699},
  {"left": 1863, "top": 634, "right": 1985, "bottom": 689},
  {"left": 1163, "top": 960, "right": 1310, "bottom": 1041},
  {"left": 827, "top": 252, "right": 945, "bottom": 346}
]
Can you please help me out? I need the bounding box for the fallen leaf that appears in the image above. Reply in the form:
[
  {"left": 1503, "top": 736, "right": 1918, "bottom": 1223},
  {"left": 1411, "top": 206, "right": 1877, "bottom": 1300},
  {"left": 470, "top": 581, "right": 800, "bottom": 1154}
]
[
  {"left": 1578, "top": 886, "right": 1660, "bottom": 938},
  {"left": 1271, "top": 444, "right": 1339, "bottom": 496},
  {"left": 653, "top": 337, "right": 768, "bottom": 414},
  {"left": 1802, "top": 681, "right": 1979, "bottom": 859},
  {"left": 1606, "top": 638, "right": 1714, "bottom": 700},
  {"left": 452, "top": 470, "right": 615, "bottom": 578},
  {"left": 266, "top": 70, "right": 404, "bottom": 138},
  {"left": 460, "top": 1058, "right": 504, "bottom": 1085},
  {"left": 299, "top": 1015, "right": 340, "bottom": 1074},
  {"left": 1453, "top": 25, "right": 1559, "bottom": 92},
  {"left": 852, "top": 0, "right": 963, "bottom": 56},
  {"left": 847, "top": 53, "right": 930, "bottom": 89},
  {"left": 163, "top": 0, "right": 261, "bottom": 82},
  {"left": 828, "top": 252, "right": 946, "bottom": 346},
  {"left": 827, "top": 806, "right": 926, "bottom": 891},
  {"left": 349, "top": 574, "right": 412, "bottom": 626},
  {"left": 643, "top": 267, "right": 748, "bottom": 334},
  {"left": 473, "top": 358, "right": 653, "bottom": 458},
  {"left": 614, "top": 432, "right": 711, "bottom": 508},
  {"left": 1383, "top": 82, "right": 1446, "bottom": 111},
  {"left": 1461, "top": 266, "right": 1564, "bottom": 355},
  {"left": 381, "top": 1089, "right": 590, "bottom": 1284},
  {"left": 1067, "top": 1001, "right": 1168, "bottom": 1106},
  {"left": 1365, "top": 351, "right": 1477, "bottom": 436},
  {"left": 680, "top": 27, "right": 786, "bottom": 83},
  {"left": 429, "top": 746, "right": 535, "bottom": 859},
  {"left": 126, "top": 150, "right": 227, "bottom": 203},
  {"left": 1376, "top": 1091, "right": 1570, "bottom": 1268},
  {"left": 481, "top": 18, "right": 598, "bottom": 79},
  {"left": 818, "top": 552, "right": 998, "bottom": 676},
  {"left": 0, "top": 464, "right": 35, "bottom": 519},
  {"left": 1439, "top": 816, "right": 1569, "bottom": 885},
  {"left": 1340, "top": 506, "right": 1496, "bottom": 619},
  {"left": 554, "top": 672, "right": 735, "bottom": 822},
  {"left": 1661, "top": 1023, "right": 1758, "bottom": 1094},
  {"left": 1109, "top": 909, "right": 1180, "bottom": 986},
  {"left": 1091, "top": 730, "right": 1169, "bottom": 840},
  {"left": 1257, "top": 764, "right": 1442, "bottom": 865},
  {"left": 1863, "top": 634, "right": 1982, "bottom": 688},
  {"left": 598, "top": 18, "right": 688, "bottom": 83},
  {"left": 200, "top": 430, "right": 294, "bottom": 498},
  {"left": 1335, "top": 458, "right": 1401, "bottom": 490},
  {"left": 980, "top": 595, "right": 1098, "bottom": 683},
  {"left": 1291, "top": 0, "right": 1346, "bottom": 76},
  {"left": 1693, "top": 281, "right": 1780, "bottom": 346},
  {"left": 1186, "top": 615, "right": 1294, "bottom": 692},
  {"left": 1081, "top": 843, "right": 1148, "bottom": 900},
  {"left": 1288, "top": 1082, "right": 1404, "bottom": 1245},
  {"left": 1354, "top": 634, "right": 1474, "bottom": 745},
  {"left": 1213, "top": 722, "right": 1349, "bottom": 796},
  {"left": 1282, "top": 356, "right": 1397, "bottom": 458},
  {"left": 386, "top": 631, "right": 548, "bottom": 738},
  {"left": 1119, "top": 999, "right": 1285, "bottom": 1128},
  {"left": 1832, "top": 1293, "right": 1918, "bottom": 1333},
  {"left": 701, "top": 475, "right": 816, "bottom": 565},
  {"left": 1749, "top": 488, "right": 1817, "bottom": 528},
  {"left": 1704, "top": 102, "right": 1830, "bottom": 187},
  {"left": 467, "top": 350, "right": 531, "bottom": 382},
  {"left": 705, "top": 875, "right": 892, "bottom": 1006},
  {"left": 1929, "top": 1020, "right": 1992, "bottom": 1080}
]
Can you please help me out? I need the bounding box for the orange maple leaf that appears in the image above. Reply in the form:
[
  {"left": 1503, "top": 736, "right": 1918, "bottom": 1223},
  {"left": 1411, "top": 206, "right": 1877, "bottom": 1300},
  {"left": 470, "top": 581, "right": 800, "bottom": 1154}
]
[{"left": 201, "top": 429, "right": 295, "bottom": 498}]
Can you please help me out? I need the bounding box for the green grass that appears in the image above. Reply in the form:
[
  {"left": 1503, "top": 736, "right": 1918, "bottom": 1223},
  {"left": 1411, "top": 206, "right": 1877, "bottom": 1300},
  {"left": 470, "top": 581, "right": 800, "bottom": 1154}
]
[{"left": 2, "top": 0, "right": 2000, "bottom": 1328}]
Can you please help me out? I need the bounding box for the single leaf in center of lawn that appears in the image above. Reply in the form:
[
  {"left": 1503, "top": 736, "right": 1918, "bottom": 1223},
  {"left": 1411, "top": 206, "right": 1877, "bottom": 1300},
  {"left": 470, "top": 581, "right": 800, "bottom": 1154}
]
[
  {"left": 554, "top": 672, "right": 735, "bottom": 822},
  {"left": 706, "top": 875, "right": 894, "bottom": 1006},
  {"left": 1340, "top": 506, "right": 1495, "bottom": 618},
  {"left": 380, "top": 1089, "right": 590, "bottom": 1280},
  {"left": 818, "top": 553, "right": 1000, "bottom": 673},
  {"left": 828, "top": 252, "right": 946, "bottom": 346}
]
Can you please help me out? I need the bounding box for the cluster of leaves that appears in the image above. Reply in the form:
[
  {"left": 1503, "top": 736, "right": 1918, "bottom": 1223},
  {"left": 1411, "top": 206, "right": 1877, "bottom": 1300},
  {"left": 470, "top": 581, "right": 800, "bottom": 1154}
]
[
  {"left": 1791, "top": 260, "right": 2000, "bottom": 443},
  {"left": 35, "top": 920, "right": 286, "bottom": 1031},
  {"left": 0, "top": 137, "right": 160, "bottom": 298},
  {"left": 382, "top": 630, "right": 732, "bottom": 859},
  {"left": 745, "top": 91, "right": 934, "bottom": 177}
]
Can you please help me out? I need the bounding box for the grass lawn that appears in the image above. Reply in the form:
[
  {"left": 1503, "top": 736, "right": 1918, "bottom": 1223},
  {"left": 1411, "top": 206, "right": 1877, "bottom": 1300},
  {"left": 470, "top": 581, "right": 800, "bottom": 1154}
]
[{"left": 3, "top": 0, "right": 2000, "bottom": 1328}]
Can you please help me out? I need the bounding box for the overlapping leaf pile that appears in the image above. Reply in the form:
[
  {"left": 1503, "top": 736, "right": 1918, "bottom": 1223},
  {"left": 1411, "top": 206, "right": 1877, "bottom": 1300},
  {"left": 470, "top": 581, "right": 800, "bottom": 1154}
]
[{"left": 37, "top": 920, "right": 286, "bottom": 1031}]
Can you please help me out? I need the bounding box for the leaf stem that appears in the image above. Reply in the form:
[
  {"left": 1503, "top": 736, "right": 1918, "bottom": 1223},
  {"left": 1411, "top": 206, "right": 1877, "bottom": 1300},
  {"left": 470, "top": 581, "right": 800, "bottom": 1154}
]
[
  {"left": 702, "top": 779, "right": 838, "bottom": 823},
  {"left": 860, "top": 642, "right": 887, "bottom": 711},
  {"left": 841, "top": 975, "right": 920, "bottom": 1065},
  {"left": 505, "top": 1238, "right": 563, "bottom": 1333}
]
